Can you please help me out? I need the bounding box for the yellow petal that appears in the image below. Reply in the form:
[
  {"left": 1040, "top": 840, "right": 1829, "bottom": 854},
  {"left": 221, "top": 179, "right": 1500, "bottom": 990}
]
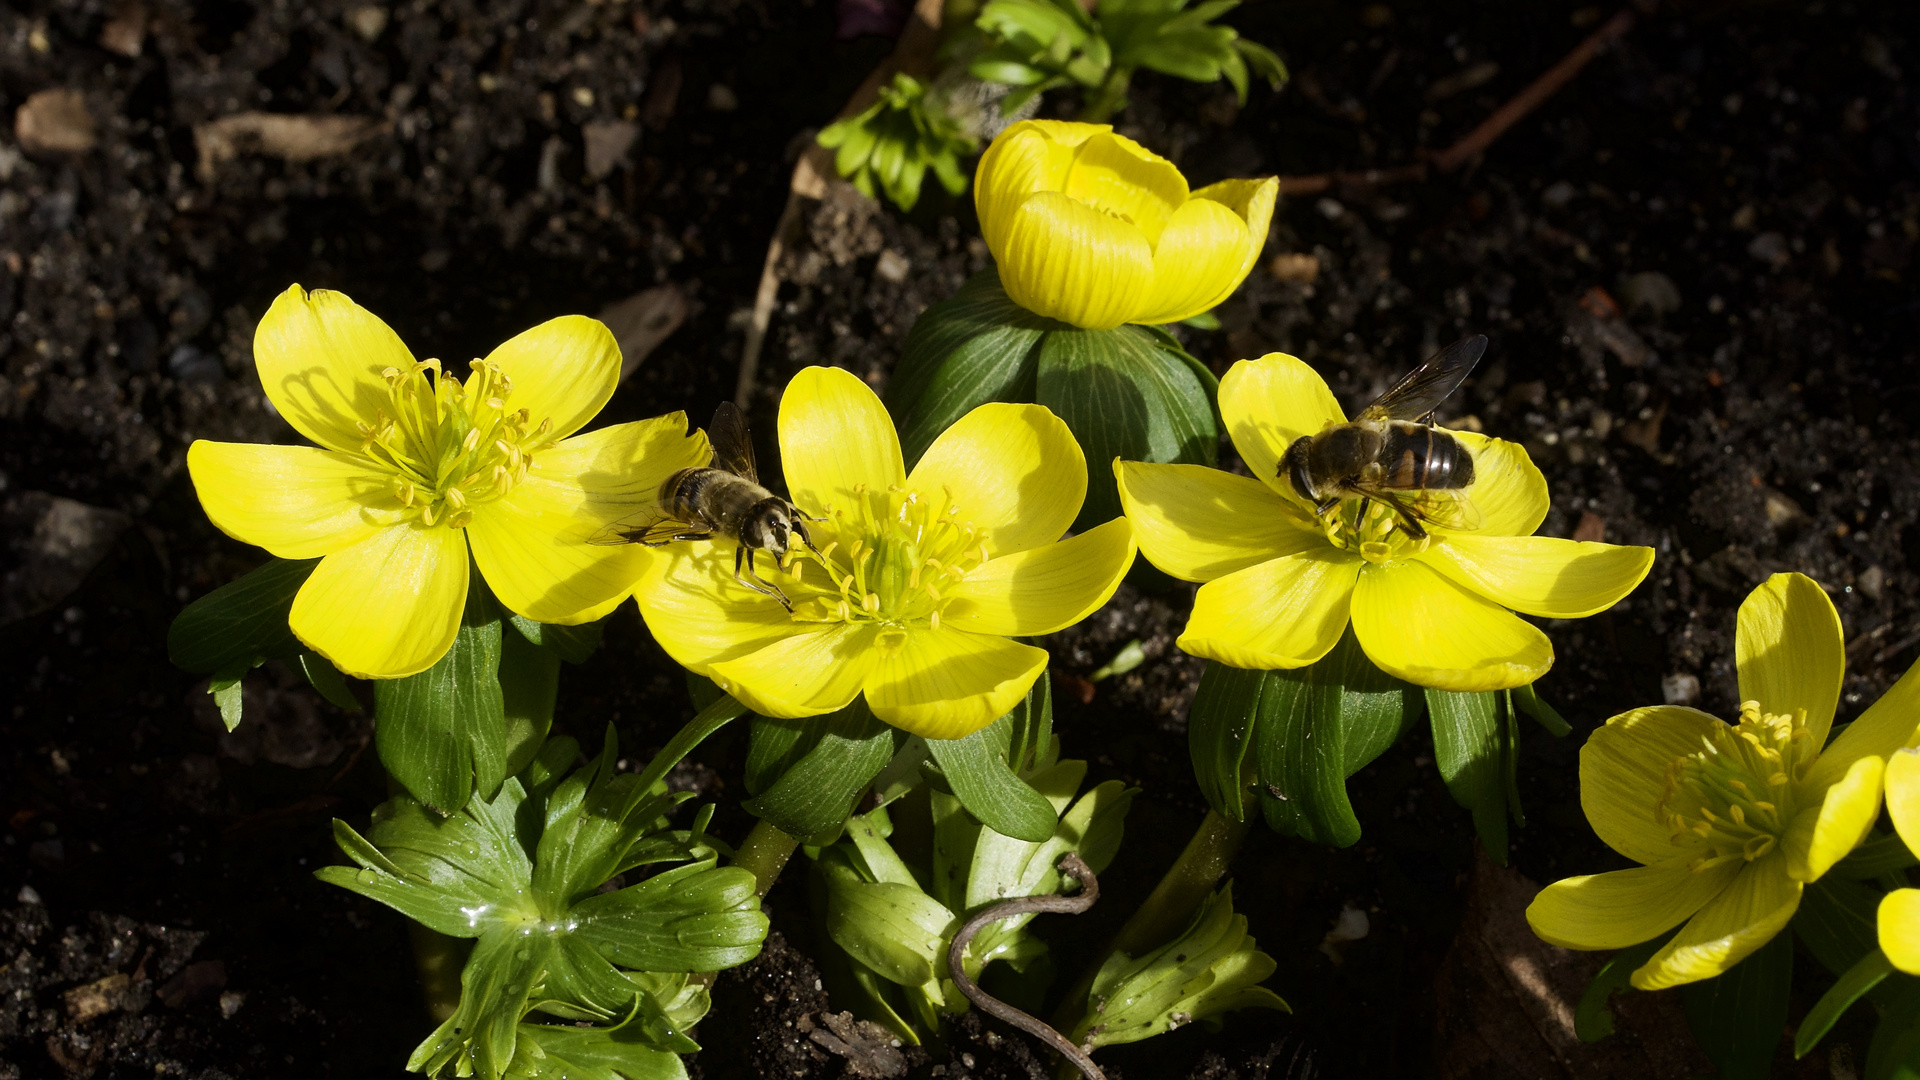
[
  {"left": 1581, "top": 706, "right": 1725, "bottom": 865},
  {"left": 480, "top": 315, "right": 621, "bottom": 442},
  {"left": 908, "top": 402, "right": 1083, "bottom": 555},
  {"left": 468, "top": 414, "right": 709, "bottom": 625},
  {"left": 995, "top": 190, "right": 1155, "bottom": 330},
  {"left": 1631, "top": 856, "right": 1801, "bottom": 990},
  {"left": 1134, "top": 179, "right": 1276, "bottom": 325},
  {"left": 974, "top": 120, "right": 1097, "bottom": 259},
  {"left": 1350, "top": 558, "right": 1553, "bottom": 691},
  {"left": 1177, "top": 549, "right": 1359, "bottom": 669},
  {"left": 1737, "top": 572, "right": 1844, "bottom": 751},
  {"left": 1419, "top": 533, "right": 1653, "bottom": 618},
  {"left": 1115, "top": 460, "right": 1322, "bottom": 582},
  {"left": 1807, "top": 657, "right": 1920, "bottom": 792},
  {"left": 1526, "top": 858, "right": 1738, "bottom": 950},
  {"left": 187, "top": 441, "right": 394, "bottom": 558},
  {"left": 710, "top": 624, "right": 880, "bottom": 719},
  {"left": 1217, "top": 353, "right": 1346, "bottom": 498},
  {"left": 253, "top": 284, "right": 414, "bottom": 453},
  {"left": 1785, "top": 754, "right": 1884, "bottom": 881},
  {"left": 1061, "top": 131, "right": 1188, "bottom": 247},
  {"left": 631, "top": 545, "right": 801, "bottom": 674},
  {"left": 1453, "top": 432, "right": 1549, "bottom": 537},
  {"left": 289, "top": 523, "right": 469, "bottom": 679},
  {"left": 943, "top": 517, "right": 1135, "bottom": 637},
  {"left": 1880, "top": 889, "right": 1920, "bottom": 975},
  {"left": 864, "top": 629, "right": 1048, "bottom": 740},
  {"left": 778, "top": 366, "right": 905, "bottom": 518},
  {"left": 1889, "top": 748, "right": 1920, "bottom": 857}
]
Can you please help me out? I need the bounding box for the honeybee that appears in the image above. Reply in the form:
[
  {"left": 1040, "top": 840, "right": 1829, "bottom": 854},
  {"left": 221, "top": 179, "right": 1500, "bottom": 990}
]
[
  {"left": 607, "top": 402, "right": 817, "bottom": 610},
  {"left": 1280, "top": 334, "right": 1489, "bottom": 541}
]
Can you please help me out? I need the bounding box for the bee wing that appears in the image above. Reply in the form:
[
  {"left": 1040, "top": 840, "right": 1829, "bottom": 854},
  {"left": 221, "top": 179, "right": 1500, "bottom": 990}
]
[
  {"left": 708, "top": 401, "right": 759, "bottom": 483},
  {"left": 1404, "top": 488, "right": 1484, "bottom": 533},
  {"left": 1358, "top": 335, "right": 1488, "bottom": 423},
  {"left": 588, "top": 511, "right": 677, "bottom": 546}
]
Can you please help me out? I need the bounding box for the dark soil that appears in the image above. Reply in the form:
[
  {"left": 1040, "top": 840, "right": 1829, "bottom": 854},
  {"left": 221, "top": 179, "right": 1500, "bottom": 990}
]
[{"left": 1, "top": 0, "right": 1915, "bottom": 1077}]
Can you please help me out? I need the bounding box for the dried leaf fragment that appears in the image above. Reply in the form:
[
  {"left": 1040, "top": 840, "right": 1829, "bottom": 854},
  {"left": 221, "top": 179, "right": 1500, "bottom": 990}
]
[
  {"left": 193, "top": 113, "right": 388, "bottom": 180},
  {"left": 14, "top": 89, "right": 96, "bottom": 155}
]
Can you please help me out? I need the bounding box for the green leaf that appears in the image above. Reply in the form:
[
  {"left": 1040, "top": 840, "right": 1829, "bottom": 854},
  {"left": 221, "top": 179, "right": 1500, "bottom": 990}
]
[
  {"left": 820, "top": 854, "right": 956, "bottom": 987},
  {"left": 1188, "top": 661, "right": 1261, "bottom": 820},
  {"left": 499, "top": 623, "right": 559, "bottom": 778},
  {"left": 1797, "top": 874, "right": 1886, "bottom": 975},
  {"left": 1867, "top": 977, "right": 1920, "bottom": 1080},
  {"left": 1797, "top": 948, "right": 1894, "bottom": 1058},
  {"left": 572, "top": 862, "right": 768, "bottom": 972},
  {"left": 1178, "top": 310, "right": 1221, "bottom": 330},
  {"left": 1035, "top": 322, "right": 1218, "bottom": 529},
  {"left": 296, "top": 651, "right": 361, "bottom": 712},
  {"left": 1574, "top": 931, "right": 1672, "bottom": 1042},
  {"left": 507, "top": 613, "right": 604, "bottom": 664},
  {"left": 1680, "top": 931, "right": 1792, "bottom": 1080},
  {"left": 743, "top": 700, "right": 899, "bottom": 842},
  {"left": 1835, "top": 830, "right": 1920, "bottom": 878},
  {"left": 374, "top": 582, "right": 509, "bottom": 815},
  {"left": 890, "top": 268, "right": 1055, "bottom": 467},
  {"left": 1511, "top": 682, "right": 1571, "bottom": 736},
  {"left": 210, "top": 665, "right": 247, "bottom": 732},
  {"left": 925, "top": 712, "right": 1058, "bottom": 843},
  {"left": 317, "top": 783, "right": 536, "bottom": 937},
  {"left": 410, "top": 931, "right": 551, "bottom": 1078},
  {"left": 1234, "top": 37, "right": 1290, "bottom": 88},
  {"left": 1428, "top": 688, "right": 1514, "bottom": 861},
  {"left": 507, "top": 1021, "right": 691, "bottom": 1080},
  {"left": 167, "top": 557, "right": 317, "bottom": 672}
]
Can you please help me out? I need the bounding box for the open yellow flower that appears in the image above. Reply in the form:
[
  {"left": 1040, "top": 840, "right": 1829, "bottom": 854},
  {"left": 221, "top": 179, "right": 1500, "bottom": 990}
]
[
  {"left": 975, "top": 120, "right": 1276, "bottom": 331},
  {"left": 1526, "top": 573, "right": 1913, "bottom": 989},
  {"left": 1115, "top": 352, "right": 1652, "bottom": 691},
  {"left": 633, "top": 366, "right": 1136, "bottom": 740},
  {"left": 1882, "top": 743, "right": 1920, "bottom": 974},
  {"left": 188, "top": 285, "right": 706, "bottom": 680}
]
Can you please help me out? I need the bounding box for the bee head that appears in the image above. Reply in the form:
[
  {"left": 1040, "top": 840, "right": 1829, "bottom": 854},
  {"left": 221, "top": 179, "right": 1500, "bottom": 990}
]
[{"left": 747, "top": 501, "right": 792, "bottom": 556}]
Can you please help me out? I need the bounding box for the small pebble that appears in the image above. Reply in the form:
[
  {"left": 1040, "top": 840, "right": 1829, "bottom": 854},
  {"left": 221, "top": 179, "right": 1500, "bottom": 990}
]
[
  {"left": 1621, "top": 271, "right": 1681, "bottom": 314},
  {"left": 1542, "top": 180, "right": 1577, "bottom": 208},
  {"left": 1858, "top": 565, "right": 1885, "bottom": 601},
  {"left": 707, "top": 84, "right": 739, "bottom": 111},
  {"left": 219, "top": 991, "right": 246, "bottom": 1018},
  {"left": 874, "top": 249, "right": 910, "bottom": 284},
  {"left": 1662, "top": 673, "right": 1700, "bottom": 705},
  {"left": 17, "top": 885, "right": 42, "bottom": 905},
  {"left": 1747, "top": 231, "right": 1790, "bottom": 268}
]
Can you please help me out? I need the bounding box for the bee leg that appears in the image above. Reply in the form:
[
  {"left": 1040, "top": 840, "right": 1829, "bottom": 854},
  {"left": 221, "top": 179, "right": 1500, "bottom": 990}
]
[
  {"left": 1312, "top": 496, "right": 1341, "bottom": 518},
  {"left": 734, "top": 545, "right": 794, "bottom": 612},
  {"left": 1376, "top": 491, "right": 1430, "bottom": 541},
  {"left": 791, "top": 517, "right": 825, "bottom": 557}
]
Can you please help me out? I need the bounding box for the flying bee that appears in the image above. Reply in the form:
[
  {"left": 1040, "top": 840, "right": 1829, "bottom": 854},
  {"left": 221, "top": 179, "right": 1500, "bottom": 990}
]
[
  {"left": 1280, "top": 334, "right": 1489, "bottom": 541},
  {"left": 603, "top": 402, "right": 817, "bottom": 610}
]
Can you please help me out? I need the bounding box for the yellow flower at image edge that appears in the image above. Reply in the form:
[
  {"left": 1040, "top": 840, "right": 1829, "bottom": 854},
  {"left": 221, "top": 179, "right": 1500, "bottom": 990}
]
[
  {"left": 975, "top": 120, "right": 1276, "bottom": 330},
  {"left": 1882, "top": 745, "right": 1920, "bottom": 974},
  {"left": 633, "top": 366, "right": 1137, "bottom": 741},
  {"left": 1115, "top": 351, "right": 1654, "bottom": 692},
  {"left": 1527, "top": 573, "right": 1920, "bottom": 989},
  {"left": 188, "top": 285, "right": 708, "bottom": 679}
]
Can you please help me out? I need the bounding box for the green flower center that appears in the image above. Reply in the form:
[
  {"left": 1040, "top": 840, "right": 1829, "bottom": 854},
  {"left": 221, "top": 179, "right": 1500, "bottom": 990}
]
[
  {"left": 784, "top": 483, "right": 989, "bottom": 652},
  {"left": 1657, "top": 701, "right": 1813, "bottom": 869},
  {"left": 354, "top": 359, "right": 553, "bottom": 529},
  {"left": 1317, "top": 497, "right": 1431, "bottom": 565}
]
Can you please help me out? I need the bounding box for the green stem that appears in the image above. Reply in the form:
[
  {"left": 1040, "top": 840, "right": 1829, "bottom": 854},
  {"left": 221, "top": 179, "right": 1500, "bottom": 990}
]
[
  {"left": 1078, "top": 66, "right": 1134, "bottom": 124},
  {"left": 632, "top": 693, "right": 748, "bottom": 793},
  {"left": 408, "top": 922, "right": 471, "bottom": 1022},
  {"left": 1051, "top": 808, "right": 1250, "bottom": 1030},
  {"left": 733, "top": 816, "right": 802, "bottom": 896}
]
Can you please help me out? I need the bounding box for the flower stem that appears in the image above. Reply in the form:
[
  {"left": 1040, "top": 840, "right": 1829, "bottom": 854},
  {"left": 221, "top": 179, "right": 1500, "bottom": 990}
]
[
  {"left": 1078, "top": 66, "right": 1134, "bottom": 125},
  {"left": 1051, "top": 808, "right": 1250, "bottom": 1029},
  {"left": 732, "top": 816, "right": 802, "bottom": 896},
  {"left": 631, "top": 692, "right": 749, "bottom": 793}
]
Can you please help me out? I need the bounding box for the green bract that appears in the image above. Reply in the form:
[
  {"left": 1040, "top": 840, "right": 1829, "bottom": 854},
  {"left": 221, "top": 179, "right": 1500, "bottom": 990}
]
[
  {"left": 319, "top": 733, "right": 768, "bottom": 1080},
  {"left": 817, "top": 73, "right": 978, "bottom": 211},
  {"left": 1068, "top": 882, "right": 1287, "bottom": 1048},
  {"left": 812, "top": 741, "right": 1135, "bottom": 1041}
]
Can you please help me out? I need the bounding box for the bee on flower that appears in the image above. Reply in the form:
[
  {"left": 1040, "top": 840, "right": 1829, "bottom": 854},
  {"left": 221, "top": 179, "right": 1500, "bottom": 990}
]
[
  {"left": 633, "top": 366, "right": 1137, "bottom": 740},
  {"left": 187, "top": 285, "right": 708, "bottom": 679},
  {"left": 1528, "top": 573, "right": 1920, "bottom": 989}
]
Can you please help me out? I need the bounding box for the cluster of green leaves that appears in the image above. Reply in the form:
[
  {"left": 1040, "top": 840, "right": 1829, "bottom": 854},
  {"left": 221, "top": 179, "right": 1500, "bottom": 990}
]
[
  {"left": 1068, "top": 882, "right": 1287, "bottom": 1048},
  {"left": 1186, "top": 627, "right": 1570, "bottom": 859},
  {"left": 888, "top": 267, "right": 1218, "bottom": 529},
  {"left": 1574, "top": 837, "right": 1920, "bottom": 1080},
  {"left": 817, "top": 73, "right": 979, "bottom": 211},
  {"left": 321, "top": 731, "right": 769, "bottom": 1080},
  {"left": 970, "top": 0, "right": 1287, "bottom": 120},
  {"left": 168, "top": 557, "right": 601, "bottom": 816},
  {"left": 811, "top": 742, "right": 1134, "bottom": 1040},
  {"left": 736, "top": 670, "right": 1074, "bottom": 846}
]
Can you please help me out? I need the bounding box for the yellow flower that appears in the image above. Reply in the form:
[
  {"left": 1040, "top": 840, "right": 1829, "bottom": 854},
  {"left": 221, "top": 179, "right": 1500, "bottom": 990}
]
[
  {"left": 188, "top": 285, "right": 707, "bottom": 680},
  {"left": 974, "top": 120, "right": 1276, "bottom": 331},
  {"left": 1526, "top": 573, "right": 1911, "bottom": 989},
  {"left": 1882, "top": 743, "right": 1920, "bottom": 974},
  {"left": 1115, "top": 352, "right": 1652, "bottom": 691},
  {"left": 633, "top": 366, "right": 1136, "bottom": 740}
]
